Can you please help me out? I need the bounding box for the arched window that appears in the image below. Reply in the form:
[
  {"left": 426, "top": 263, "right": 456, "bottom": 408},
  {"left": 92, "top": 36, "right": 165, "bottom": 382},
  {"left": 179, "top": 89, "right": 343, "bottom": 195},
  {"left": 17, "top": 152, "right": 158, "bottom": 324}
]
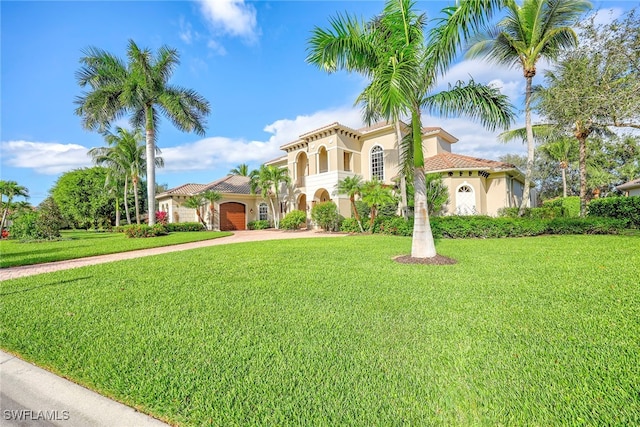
[
  {"left": 259, "top": 203, "right": 268, "bottom": 221},
  {"left": 371, "top": 146, "right": 384, "bottom": 180},
  {"left": 456, "top": 183, "right": 476, "bottom": 215},
  {"left": 318, "top": 146, "right": 328, "bottom": 173}
]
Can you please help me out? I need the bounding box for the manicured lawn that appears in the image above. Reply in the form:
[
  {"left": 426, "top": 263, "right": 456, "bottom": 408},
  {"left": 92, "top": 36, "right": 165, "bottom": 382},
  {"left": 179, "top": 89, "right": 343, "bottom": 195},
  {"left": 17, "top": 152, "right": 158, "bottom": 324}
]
[
  {"left": 0, "top": 230, "right": 232, "bottom": 268},
  {"left": 1, "top": 235, "right": 638, "bottom": 425}
]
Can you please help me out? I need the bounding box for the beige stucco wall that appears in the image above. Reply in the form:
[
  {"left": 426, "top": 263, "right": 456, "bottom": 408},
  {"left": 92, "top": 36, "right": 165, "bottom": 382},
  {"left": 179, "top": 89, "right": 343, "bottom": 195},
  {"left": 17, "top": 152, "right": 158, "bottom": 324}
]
[
  {"left": 423, "top": 136, "right": 452, "bottom": 157},
  {"left": 359, "top": 132, "right": 400, "bottom": 183}
]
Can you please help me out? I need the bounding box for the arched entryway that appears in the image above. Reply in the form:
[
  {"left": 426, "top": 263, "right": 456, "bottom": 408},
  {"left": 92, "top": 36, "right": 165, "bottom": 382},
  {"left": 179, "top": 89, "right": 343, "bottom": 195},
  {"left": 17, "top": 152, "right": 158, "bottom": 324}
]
[
  {"left": 318, "top": 146, "right": 328, "bottom": 173},
  {"left": 220, "top": 202, "right": 246, "bottom": 230},
  {"left": 297, "top": 193, "right": 307, "bottom": 211},
  {"left": 456, "top": 183, "right": 476, "bottom": 215},
  {"left": 296, "top": 152, "right": 308, "bottom": 186},
  {"left": 313, "top": 188, "right": 331, "bottom": 204}
]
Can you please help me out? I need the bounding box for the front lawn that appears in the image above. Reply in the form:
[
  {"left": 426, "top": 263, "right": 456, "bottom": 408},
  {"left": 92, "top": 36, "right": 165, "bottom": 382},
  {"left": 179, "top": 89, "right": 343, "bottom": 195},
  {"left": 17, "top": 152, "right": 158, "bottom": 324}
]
[
  {"left": 1, "top": 235, "right": 638, "bottom": 425},
  {"left": 0, "top": 230, "right": 232, "bottom": 268}
]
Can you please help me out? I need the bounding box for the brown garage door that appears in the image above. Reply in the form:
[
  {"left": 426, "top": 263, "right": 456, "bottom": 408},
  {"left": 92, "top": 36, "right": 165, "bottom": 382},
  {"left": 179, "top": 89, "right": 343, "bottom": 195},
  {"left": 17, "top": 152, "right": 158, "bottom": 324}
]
[{"left": 220, "top": 202, "right": 246, "bottom": 231}]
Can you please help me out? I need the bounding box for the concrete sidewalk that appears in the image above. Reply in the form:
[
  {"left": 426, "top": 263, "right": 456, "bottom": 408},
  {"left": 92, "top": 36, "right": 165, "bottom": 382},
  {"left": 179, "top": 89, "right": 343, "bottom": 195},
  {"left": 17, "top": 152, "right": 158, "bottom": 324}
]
[
  {"left": 0, "top": 229, "right": 346, "bottom": 281},
  {"left": 1, "top": 351, "right": 169, "bottom": 427}
]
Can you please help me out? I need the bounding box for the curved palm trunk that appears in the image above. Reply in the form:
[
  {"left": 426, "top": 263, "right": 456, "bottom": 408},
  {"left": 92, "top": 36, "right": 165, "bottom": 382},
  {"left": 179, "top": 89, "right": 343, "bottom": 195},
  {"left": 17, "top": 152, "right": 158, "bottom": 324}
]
[
  {"left": 123, "top": 178, "right": 131, "bottom": 225},
  {"left": 146, "top": 107, "right": 156, "bottom": 226},
  {"left": 350, "top": 195, "right": 364, "bottom": 232},
  {"left": 132, "top": 177, "right": 141, "bottom": 225},
  {"left": 410, "top": 110, "right": 436, "bottom": 258},
  {"left": 394, "top": 121, "right": 408, "bottom": 219},
  {"left": 196, "top": 208, "right": 206, "bottom": 228},
  {"left": 519, "top": 75, "right": 535, "bottom": 214},
  {"left": 0, "top": 197, "right": 12, "bottom": 233}
]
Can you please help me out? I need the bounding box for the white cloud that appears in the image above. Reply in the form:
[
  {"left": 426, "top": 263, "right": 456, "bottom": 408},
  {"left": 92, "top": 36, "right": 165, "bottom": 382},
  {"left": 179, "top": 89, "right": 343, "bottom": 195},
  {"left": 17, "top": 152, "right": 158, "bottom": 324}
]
[
  {"left": 589, "top": 7, "right": 624, "bottom": 27},
  {"left": 1, "top": 141, "right": 92, "bottom": 175},
  {"left": 161, "top": 106, "right": 363, "bottom": 172},
  {"left": 197, "top": 0, "right": 259, "bottom": 41},
  {"left": 179, "top": 17, "right": 193, "bottom": 44},
  {"left": 206, "top": 39, "right": 227, "bottom": 56}
]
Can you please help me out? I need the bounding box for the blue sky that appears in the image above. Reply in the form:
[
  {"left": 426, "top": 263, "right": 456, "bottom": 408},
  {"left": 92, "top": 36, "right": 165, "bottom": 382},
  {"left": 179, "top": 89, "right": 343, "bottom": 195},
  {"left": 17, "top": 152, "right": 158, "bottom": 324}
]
[{"left": 1, "top": 0, "right": 634, "bottom": 205}]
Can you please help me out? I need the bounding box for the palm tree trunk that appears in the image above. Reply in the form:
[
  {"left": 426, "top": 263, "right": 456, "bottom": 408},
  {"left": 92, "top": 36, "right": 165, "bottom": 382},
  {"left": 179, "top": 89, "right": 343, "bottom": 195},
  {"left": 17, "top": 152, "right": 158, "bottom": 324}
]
[
  {"left": 115, "top": 195, "right": 120, "bottom": 227},
  {"left": 209, "top": 204, "right": 215, "bottom": 230},
  {"left": 410, "top": 109, "right": 436, "bottom": 259},
  {"left": 133, "top": 177, "right": 141, "bottom": 225},
  {"left": 350, "top": 196, "right": 364, "bottom": 232},
  {"left": 269, "top": 198, "right": 278, "bottom": 229},
  {"left": 519, "top": 75, "right": 535, "bottom": 215},
  {"left": 395, "top": 121, "right": 408, "bottom": 219},
  {"left": 561, "top": 166, "right": 567, "bottom": 198},
  {"left": 146, "top": 106, "right": 156, "bottom": 226},
  {"left": 123, "top": 178, "right": 131, "bottom": 225},
  {"left": 369, "top": 206, "right": 377, "bottom": 231},
  {"left": 196, "top": 209, "right": 206, "bottom": 228},
  {"left": 411, "top": 167, "right": 437, "bottom": 258},
  {"left": 578, "top": 135, "right": 587, "bottom": 217},
  {"left": 0, "top": 206, "right": 10, "bottom": 233}
]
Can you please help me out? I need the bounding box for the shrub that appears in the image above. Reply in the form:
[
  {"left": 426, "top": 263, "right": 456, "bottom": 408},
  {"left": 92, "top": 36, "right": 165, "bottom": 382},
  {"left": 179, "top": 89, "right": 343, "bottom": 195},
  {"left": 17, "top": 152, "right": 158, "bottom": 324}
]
[
  {"left": 9, "top": 211, "right": 39, "bottom": 240},
  {"left": 340, "top": 218, "right": 362, "bottom": 233},
  {"left": 431, "top": 216, "right": 548, "bottom": 239},
  {"left": 377, "top": 216, "right": 413, "bottom": 236},
  {"left": 588, "top": 196, "right": 640, "bottom": 228},
  {"left": 543, "top": 196, "right": 580, "bottom": 218},
  {"left": 311, "top": 202, "right": 341, "bottom": 231},
  {"left": 123, "top": 224, "right": 168, "bottom": 238},
  {"left": 280, "top": 210, "right": 307, "bottom": 230},
  {"left": 164, "top": 222, "right": 205, "bottom": 232},
  {"left": 248, "top": 220, "right": 270, "bottom": 230},
  {"left": 546, "top": 217, "right": 628, "bottom": 235},
  {"left": 498, "top": 206, "right": 564, "bottom": 219},
  {"left": 36, "top": 197, "right": 63, "bottom": 239},
  {"left": 156, "top": 211, "right": 169, "bottom": 225}
]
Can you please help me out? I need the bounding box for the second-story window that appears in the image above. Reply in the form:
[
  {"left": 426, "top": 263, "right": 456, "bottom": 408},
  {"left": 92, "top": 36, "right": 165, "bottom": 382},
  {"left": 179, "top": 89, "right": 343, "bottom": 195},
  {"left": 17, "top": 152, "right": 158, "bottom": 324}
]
[{"left": 371, "top": 146, "right": 384, "bottom": 180}]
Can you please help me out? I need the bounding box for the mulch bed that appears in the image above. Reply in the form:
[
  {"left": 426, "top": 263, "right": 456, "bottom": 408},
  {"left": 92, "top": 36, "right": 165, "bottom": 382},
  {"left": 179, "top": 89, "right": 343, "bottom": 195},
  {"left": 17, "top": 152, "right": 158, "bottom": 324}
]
[{"left": 394, "top": 254, "right": 458, "bottom": 265}]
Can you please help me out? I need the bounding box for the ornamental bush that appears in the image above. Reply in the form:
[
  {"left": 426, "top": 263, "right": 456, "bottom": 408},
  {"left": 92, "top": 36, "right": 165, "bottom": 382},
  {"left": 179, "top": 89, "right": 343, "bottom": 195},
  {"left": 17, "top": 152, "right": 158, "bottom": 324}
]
[
  {"left": 280, "top": 210, "right": 307, "bottom": 230},
  {"left": 311, "top": 202, "right": 341, "bottom": 231},
  {"left": 340, "top": 218, "right": 362, "bottom": 233},
  {"left": 588, "top": 196, "right": 640, "bottom": 228},
  {"left": 164, "top": 222, "right": 205, "bottom": 232},
  {"left": 123, "top": 224, "right": 168, "bottom": 238},
  {"left": 543, "top": 196, "right": 580, "bottom": 218},
  {"left": 248, "top": 220, "right": 270, "bottom": 230}
]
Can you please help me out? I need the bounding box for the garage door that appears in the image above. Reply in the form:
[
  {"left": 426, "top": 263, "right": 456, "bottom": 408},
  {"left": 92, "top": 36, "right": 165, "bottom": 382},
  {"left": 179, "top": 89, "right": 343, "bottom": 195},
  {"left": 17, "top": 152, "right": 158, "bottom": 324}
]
[{"left": 220, "top": 202, "right": 246, "bottom": 231}]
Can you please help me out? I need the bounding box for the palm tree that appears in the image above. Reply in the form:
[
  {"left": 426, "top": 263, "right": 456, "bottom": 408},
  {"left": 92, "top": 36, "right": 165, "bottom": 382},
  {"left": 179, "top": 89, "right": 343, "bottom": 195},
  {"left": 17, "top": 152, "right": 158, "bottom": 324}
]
[
  {"left": 540, "top": 137, "right": 576, "bottom": 198},
  {"left": 75, "top": 39, "right": 210, "bottom": 226},
  {"left": 361, "top": 180, "right": 395, "bottom": 231},
  {"left": 89, "top": 127, "right": 163, "bottom": 225},
  {"left": 183, "top": 195, "right": 207, "bottom": 228},
  {"left": 229, "top": 163, "right": 251, "bottom": 176},
  {"left": 250, "top": 165, "right": 291, "bottom": 229},
  {"left": 467, "top": 0, "right": 591, "bottom": 214},
  {"left": 202, "top": 190, "right": 223, "bottom": 230},
  {"left": 308, "top": 0, "right": 513, "bottom": 258},
  {"left": 0, "top": 180, "right": 29, "bottom": 234},
  {"left": 334, "top": 175, "right": 365, "bottom": 232}
]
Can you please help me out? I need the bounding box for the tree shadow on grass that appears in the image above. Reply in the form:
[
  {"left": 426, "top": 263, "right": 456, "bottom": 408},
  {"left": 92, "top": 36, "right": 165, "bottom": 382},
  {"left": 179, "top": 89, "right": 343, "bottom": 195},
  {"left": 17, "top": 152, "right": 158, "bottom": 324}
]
[{"left": 0, "top": 277, "right": 92, "bottom": 296}]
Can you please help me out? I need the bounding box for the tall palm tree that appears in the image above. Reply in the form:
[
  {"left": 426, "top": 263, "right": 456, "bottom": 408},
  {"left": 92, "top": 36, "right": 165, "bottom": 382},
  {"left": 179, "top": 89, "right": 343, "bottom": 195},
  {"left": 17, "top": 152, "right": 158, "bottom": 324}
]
[
  {"left": 75, "top": 39, "right": 210, "bottom": 225},
  {"left": 540, "top": 137, "right": 576, "bottom": 198},
  {"left": 467, "top": 0, "right": 591, "bottom": 214},
  {"left": 202, "top": 190, "right": 223, "bottom": 230},
  {"left": 229, "top": 163, "right": 251, "bottom": 176},
  {"left": 334, "top": 175, "right": 365, "bottom": 232},
  {"left": 0, "top": 180, "right": 29, "bottom": 234},
  {"left": 250, "top": 165, "right": 291, "bottom": 229},
  {"left": 308, "top": 0, "right": 513, "bottom": 258},
  {"left": 89, "top": 127, "right": 163, "bottom": 224},
  {"left": 183, "top": 195, "right": 207, "bottom": 228}
]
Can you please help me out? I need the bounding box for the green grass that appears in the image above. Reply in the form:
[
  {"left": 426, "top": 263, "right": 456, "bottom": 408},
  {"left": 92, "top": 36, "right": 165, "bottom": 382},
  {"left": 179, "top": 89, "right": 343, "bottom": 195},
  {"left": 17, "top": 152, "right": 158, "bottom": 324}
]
[
  {"left": 0, "top": 230, "right": 231, "bottom": 268},
  {"left": 1, "top": 235, "right": 639, "bottom": 425}
]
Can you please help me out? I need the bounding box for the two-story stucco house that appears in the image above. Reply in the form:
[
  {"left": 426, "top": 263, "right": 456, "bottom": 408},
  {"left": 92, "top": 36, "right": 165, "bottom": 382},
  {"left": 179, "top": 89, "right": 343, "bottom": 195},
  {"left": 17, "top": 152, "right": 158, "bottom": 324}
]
[{"left": 156, "top": 121, "right": 529, "bottom": 230}]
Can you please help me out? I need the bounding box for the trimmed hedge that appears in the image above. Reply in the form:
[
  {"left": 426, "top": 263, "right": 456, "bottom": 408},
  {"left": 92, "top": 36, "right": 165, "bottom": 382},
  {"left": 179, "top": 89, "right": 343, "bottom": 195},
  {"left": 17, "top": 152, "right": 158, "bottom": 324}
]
[
  {"left": 124, "top": 224, "right": 168, "bottom": 238},
  {"left": 543, "top": 196, "right": 580, "bottom": 218},
  {"left": 588, "top": 196, "right": 640, "bottom": 228},
  {"left": 164, "top": 222, "right": 205, "bottom": 232},
  {"left": 248, "top": 220, "right": 270, "bottom": 230},
  {"left": 369, "top": 215, "right": 628, "bottom": 238},
  {"left": 280, "top": 210, "right": 307, "bottom": 230}
]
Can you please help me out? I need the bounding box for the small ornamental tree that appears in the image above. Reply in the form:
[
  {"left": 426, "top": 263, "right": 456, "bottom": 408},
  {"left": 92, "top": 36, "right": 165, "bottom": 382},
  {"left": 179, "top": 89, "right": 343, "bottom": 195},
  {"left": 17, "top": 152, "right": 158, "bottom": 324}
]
[
  {"left": 280, "top": 210, "right": 307, "bottom": 230},
  {"left": 311, "top": 202, "right": 340, "bottom": 231}
]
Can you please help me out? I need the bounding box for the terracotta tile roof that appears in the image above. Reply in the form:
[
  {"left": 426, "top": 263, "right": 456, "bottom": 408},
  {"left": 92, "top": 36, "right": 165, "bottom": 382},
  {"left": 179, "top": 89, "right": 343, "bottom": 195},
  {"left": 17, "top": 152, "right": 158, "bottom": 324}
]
[
  {"left": 203, "top": 175, "right": 252, "bottom": 195},
  {"left": 616, "top": 177, "right": 640, "bottom": 190},
  {"left": 157, "top": 183, "right": 207, "bottom": 197},
  {"left": 358, "top": 121, "right": 393, "bottom": 133},
  {"left": 424, "top": 152, "right": 517, "bottom": 172}
]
